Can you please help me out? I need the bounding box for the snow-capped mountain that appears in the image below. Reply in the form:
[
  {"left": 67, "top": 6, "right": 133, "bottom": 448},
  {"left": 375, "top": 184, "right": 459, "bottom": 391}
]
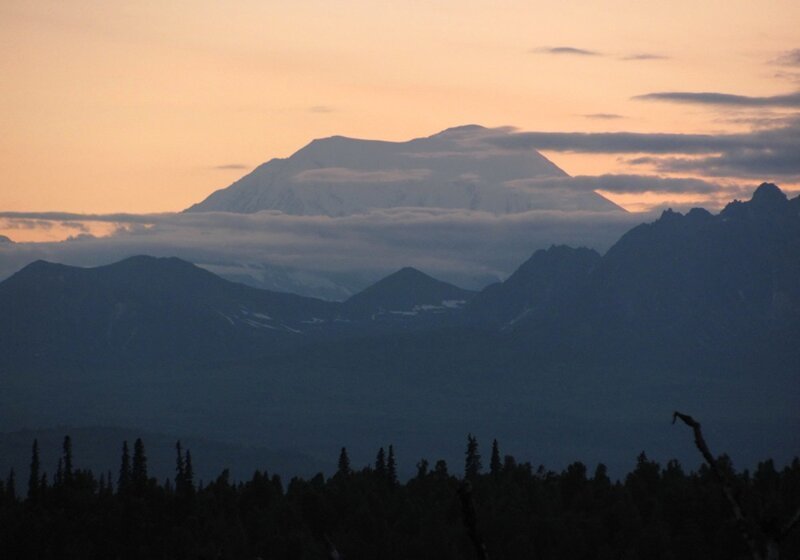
[{"left": 186, "top": 125, "right": 623, "bottom": 215}]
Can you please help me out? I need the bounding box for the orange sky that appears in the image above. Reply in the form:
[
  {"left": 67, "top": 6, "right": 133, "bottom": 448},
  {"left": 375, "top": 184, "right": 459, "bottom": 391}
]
[{"left": 1, "top": 0, "right": 799, "bottom": 224}]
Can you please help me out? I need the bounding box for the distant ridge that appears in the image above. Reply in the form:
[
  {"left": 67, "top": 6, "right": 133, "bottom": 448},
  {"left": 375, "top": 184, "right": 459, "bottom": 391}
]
[
  {"left": 186, "top": 125, "right": 623, "bottom": 215},
  {"left": 344, "top": 267, "right": 475, "bottom": 319}
]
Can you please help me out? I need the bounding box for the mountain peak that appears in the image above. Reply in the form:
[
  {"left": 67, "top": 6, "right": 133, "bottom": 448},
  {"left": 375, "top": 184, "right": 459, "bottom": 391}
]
[
  {"left": 185, "top": 126, "right": 625, "bottom": 215},
  {"left": 431, "top": 124, "right": 488, "bottom": 137},
  {"left": 751, "top": 182, "right": 787, "bottom": 206},
  {"left": 344, "top": 266, "right": 474, "bottom": 318},
  {"left": 721, "top": 182, "right": 791, "bottom": 219}
]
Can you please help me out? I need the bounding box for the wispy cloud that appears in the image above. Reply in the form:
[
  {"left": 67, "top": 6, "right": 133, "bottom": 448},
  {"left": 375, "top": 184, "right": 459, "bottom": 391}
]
[
  {"left": 482, "top": 117, "right": 800, "bottom": 179},
  {"left": 213, "top": 164, "right": 249, "bottom": 170},
  {"left": 582, "top": 113, "right": 625, "bottom": 120},
  {"left": 621, "top": 53, "right": 668, "bottom": 61},
  {"left": 508, "top": 174, "right": 724, "bottom": 194},
  {"left": 773, "top": 49, "right": 800, "bottom": 66},
  {"left": 634, "top": 90, "right": 800, "bottom": 108},
  {"left": 309, "top": 105, "right": 335, "bottom": 113},
  {"left": 532, "top": 46, "right": 601, "bottom": 56}
]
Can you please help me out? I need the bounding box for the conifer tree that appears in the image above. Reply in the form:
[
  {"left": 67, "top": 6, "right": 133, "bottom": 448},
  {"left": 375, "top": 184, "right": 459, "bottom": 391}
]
[
  {"left": 118, "top": 441, "right": 131, "bottom": 493},
  {"left": 375, "top": 447, "right": 386, "bottom": 476},
  {"left": 416, "top": 459, "right": 429, "bottom": 479},
  {"left": 184, "top": 450, "right": 194, "bottom": 492},
  {"left": 132, "top": 438, "right": 148, "bottom": 491},
  {"left": 387, "top": 445, "right": 398, "bottom": 484},
  {"left": 28, "top": 439, "right": 40, "bottom": 501},
  {"left": 465, "top": 434, "right": 482, "bottom": 480},
  {"left": 175, "top": 441, "right": 185, "bottom": 488},
  {"left": 490, "top": 439, "right": 502, "bottom": 477},
  {"left": 62, "top": 435, "right": 73, "bottom": 486},
  {"left": 337, "top": 447, "right": 351, "bottom": 477}
]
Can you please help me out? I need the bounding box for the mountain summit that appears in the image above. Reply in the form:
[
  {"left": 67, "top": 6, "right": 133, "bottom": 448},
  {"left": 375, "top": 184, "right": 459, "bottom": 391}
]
[{"left": 186, "top": 126, "right": 623, "bottom": 215}]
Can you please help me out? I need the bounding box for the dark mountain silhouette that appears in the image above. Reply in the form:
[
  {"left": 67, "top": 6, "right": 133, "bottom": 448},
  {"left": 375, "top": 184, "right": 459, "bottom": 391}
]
[
  {"left": 0, "top": 255, "right": 338, "bottom": 366},
  {"left": 344, "top": 267, "right": 475, "bottom": 320},
  {"left": 0, "top": 184, "right": 797, "bottom": 477},
  {"left": 465, "top": 245, "right": 600, "bottom": 327},
  {"left": 573, "top": 182, "right": 800, "bottom": 357},
  {"left": 0, "top": 257, "right": 479, "bottom": 367}
]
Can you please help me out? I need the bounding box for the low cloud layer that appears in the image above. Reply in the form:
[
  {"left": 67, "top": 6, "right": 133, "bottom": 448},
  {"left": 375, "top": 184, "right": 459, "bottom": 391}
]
[
  {"left": 510, "top": 174, "right": 724, "bottom": 194},
  {"left": 0, "top": 208, "right": 648, "bottom": 294}
]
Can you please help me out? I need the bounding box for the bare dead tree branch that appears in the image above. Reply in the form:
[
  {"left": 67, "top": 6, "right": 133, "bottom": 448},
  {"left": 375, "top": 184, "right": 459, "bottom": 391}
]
[{"left": 673, "top": 411, "right": 765, "bottom": 560}]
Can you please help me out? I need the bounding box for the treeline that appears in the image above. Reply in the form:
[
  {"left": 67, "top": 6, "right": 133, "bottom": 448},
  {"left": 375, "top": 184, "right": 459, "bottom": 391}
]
[{"left": 0, "top": 435, "right": 798, "bottom": 559}]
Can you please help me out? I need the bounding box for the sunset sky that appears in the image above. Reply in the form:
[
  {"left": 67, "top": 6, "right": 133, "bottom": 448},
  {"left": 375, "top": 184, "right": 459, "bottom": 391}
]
[{"left": 1, "top": 1, "right": 799, "bottom": 249}]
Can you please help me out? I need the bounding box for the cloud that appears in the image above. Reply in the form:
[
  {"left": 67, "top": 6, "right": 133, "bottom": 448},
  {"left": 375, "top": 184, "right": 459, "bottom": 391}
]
[
  {"left": 532, "top": 46, "right": 601, "bottom": 56},
  {"left": 774, "top": 71, "right": 800, "bottom": 84},
  {"left": 486, "top": 130, "right": 727, "bottom": 154},
  {"left": 507, "top": 174, "right": 724, "bottom": 194},
  {"left": 482, "top": 117, "right": 800, "bottom": 178},
  {"left": 622, "top": 53, "right": 668, "bottom": 61},
  {"left": 0, "top": 174, "right": 779, "bottom": 294},
  {"left": 773, "top": 49, "right": 800, "bottom": 66},
  {"left": 634, "top": 90, "right": 800, "bottom": 108},
  {"left": 292, "top": 167, "right": 432, "bottom": 184},
  {"left": 213, "top": 164, "right": 249, "bottom": 170},
  {"left": 309, "top": 105, "right": 335, "bottom": 113},
  {"left": 582, "top": 113, "right": 625, "bottom": 120},
  {"left": 0, "top": 208, "right": 647, "bottom": 292}
]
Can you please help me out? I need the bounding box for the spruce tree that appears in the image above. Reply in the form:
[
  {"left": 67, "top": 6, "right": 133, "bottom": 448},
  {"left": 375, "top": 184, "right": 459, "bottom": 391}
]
[
  {"left": 465, "top": 434, "right": 482, "bottom": 480},
  {"left": 387, "top": 445, "right": 398, "bottom": 484},
  {"left": 132, "top": 438, "right": 148, "bottom": 491},
  {"left": 62, "top": 435, "right": 73, "bottom": 486},
  {"left": 118, "top": 441, "right": 131, "bottom": 493},
  {"left": 184, "top": 450, "right": 194, "bottom": 493},
  {"left": 175, "top": 441, "right": 185, "bottom": 489},
  {"left": 490, "top": 439, "right": 502, "bottom": 477},
  {"left": 337, "top": 447, "right": 351, "bottom": 477},
  {"left": 375, "top": 447, "right": 386, "bottom": 476},
  {"left": 28, "top": 439, "right": 40, "bottom": 501}
]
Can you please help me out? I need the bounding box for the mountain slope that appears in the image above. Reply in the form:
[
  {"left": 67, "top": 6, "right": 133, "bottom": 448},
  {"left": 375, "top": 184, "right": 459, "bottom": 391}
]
[
  {"left": 0, "top": 256, "right": 338, "bottom": 366},
  {"left": 510, "top": 183, "right": 800, "bottom": 358},
  {"left": 186, "top": 125, "right": 623, "bottom": 215},
  {"left": 465, "top": 245, "right": 601, "bottom": 327},
  {"left": 344, "top": 266, "right": 475, "bottom": 320}
]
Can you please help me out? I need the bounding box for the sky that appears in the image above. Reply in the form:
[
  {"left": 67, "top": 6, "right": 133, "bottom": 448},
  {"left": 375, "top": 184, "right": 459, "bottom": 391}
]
[{"left": 0, "top": 1, "right": 799, "bottom": 287}]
